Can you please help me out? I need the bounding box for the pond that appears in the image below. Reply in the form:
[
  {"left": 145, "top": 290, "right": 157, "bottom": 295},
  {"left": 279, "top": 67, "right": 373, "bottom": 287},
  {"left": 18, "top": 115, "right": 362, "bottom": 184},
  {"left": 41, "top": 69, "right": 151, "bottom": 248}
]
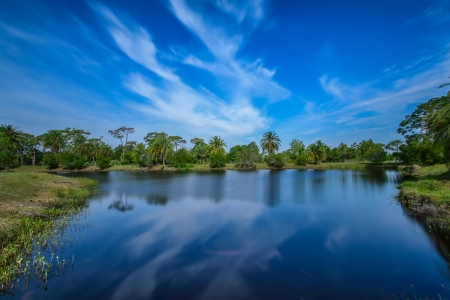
[{"left": 7, "top": 169, "right": 450, "bottom": 299}]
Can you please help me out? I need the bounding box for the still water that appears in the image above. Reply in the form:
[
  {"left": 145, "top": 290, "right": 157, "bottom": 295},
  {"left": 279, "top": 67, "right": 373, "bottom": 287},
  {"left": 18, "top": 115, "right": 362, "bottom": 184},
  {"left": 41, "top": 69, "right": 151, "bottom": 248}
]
[{"left": 9, "top": 170, "right": 450, "bottom": 299}]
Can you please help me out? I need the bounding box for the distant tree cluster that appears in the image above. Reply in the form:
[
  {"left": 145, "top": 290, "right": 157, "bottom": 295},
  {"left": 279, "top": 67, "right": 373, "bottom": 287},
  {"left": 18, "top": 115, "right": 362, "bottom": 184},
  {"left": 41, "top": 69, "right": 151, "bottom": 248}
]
[{"left": 1, "top": 79, "right": 449, "bottom": 170}]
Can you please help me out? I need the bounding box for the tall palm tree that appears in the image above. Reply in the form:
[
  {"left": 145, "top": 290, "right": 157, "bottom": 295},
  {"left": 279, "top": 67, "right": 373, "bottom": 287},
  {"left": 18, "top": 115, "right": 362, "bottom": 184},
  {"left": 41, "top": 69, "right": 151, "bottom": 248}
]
[
  {"left": 71, "top": 134, "right": 88, "bottom": 156},
  {"left": 42, "top": 130, "right": 66, "bottom": 154},
  {"left": 260, "top": 131, "right": 281, "bottom": 155},
  {"left": 0, "top": 124, "right": 23, "bottom": 151},
  {"left": 148, "top": 134, "right": 173, "bottom": 166},
  {"left": 0, "top": 124, "right": 23, "bottom": 164},
  {"left": 208, "top": 136, "right": 227, "bottom": 154}
]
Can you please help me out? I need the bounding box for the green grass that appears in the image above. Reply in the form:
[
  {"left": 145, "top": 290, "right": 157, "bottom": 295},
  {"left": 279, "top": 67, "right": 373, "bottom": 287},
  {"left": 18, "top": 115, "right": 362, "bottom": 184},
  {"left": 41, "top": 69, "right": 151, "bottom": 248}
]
[
  {"left": 0, "top": 172, "right": 97, "bottom": 292},
  {"left": 397, "top": 165, "right": 450, "bottom": 233}
]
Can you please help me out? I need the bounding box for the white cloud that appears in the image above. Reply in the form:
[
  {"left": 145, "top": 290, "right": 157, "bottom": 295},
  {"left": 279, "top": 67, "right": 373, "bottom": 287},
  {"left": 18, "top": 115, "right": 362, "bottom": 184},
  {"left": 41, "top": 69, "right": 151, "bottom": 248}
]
[
  {"left": 215, "top": 0, "right": 264, "bottom": 24},
  {"left": 93, "top": 2, "right": 289, "bottom": 139},
  {"left": 169, "top": 0, "right": 291, "bottom": 104}
]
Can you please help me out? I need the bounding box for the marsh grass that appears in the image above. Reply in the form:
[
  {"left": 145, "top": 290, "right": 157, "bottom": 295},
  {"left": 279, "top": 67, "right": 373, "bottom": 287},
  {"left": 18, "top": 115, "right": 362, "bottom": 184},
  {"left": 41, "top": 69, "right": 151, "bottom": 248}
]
[
  {"left": 0, "top": 172, "right": 97, "bottom": 293},
  {"left": 397, "top": 165, "right": 450, "bottom": 233}
]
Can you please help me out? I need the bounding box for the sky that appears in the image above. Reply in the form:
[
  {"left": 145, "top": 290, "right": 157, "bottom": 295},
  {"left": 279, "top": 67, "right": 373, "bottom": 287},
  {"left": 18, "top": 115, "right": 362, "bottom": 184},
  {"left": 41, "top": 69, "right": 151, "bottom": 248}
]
[{"left": 1, "top": 0, "right": 450, "bottom": 150}]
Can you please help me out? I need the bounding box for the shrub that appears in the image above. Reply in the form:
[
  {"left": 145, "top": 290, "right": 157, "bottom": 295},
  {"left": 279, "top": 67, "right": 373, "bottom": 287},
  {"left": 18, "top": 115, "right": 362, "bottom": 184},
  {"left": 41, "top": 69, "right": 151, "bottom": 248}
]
[
  {"left": 59, "top": 152, "right": 86, "bottom": 170},
  {"left": 209, "top": 152, "right": 227, "bottom": 168},
  {"left": 266, "top": 153, "right": 286, "bottom": 168},
  {"left": 97, "top": 156, "right": 111, "bottom": 170},
  {"left": 295, "top": 153, "right": 309, "bottom": 166},
  {"left": 172, "top": 148, "right": 194, "bottom": 170},
  {"left": 43, "top": 153, "right": 58, "bottom": 169},
  {"left": 0, "top": 150, "right": 19, "bottom": 169}
]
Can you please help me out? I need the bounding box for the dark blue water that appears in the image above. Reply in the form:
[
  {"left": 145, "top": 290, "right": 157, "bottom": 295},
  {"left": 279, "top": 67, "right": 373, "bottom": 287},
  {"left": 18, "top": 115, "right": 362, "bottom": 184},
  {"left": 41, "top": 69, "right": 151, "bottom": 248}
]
[{"left": 8, "top": 170, "right": 450, "bottom": 299}]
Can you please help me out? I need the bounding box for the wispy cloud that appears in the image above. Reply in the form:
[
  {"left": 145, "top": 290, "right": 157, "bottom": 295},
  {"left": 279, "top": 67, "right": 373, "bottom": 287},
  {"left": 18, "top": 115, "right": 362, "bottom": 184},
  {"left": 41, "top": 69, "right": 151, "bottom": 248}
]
[
  {"left": 169, "top": 0, "right": 291, "bottom": 104},
  {"left": 423, "top": 1, "right": 450, "bottom": 26},
  {"left": 91, "top": 1, "right": 290, "bottom": 139}
]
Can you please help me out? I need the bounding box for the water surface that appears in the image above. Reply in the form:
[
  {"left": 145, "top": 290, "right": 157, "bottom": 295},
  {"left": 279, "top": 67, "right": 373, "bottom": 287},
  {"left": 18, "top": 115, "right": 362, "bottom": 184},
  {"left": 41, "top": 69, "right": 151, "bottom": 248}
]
[{"left": 9, "top": 169, "right": 450, "bottom": 299}]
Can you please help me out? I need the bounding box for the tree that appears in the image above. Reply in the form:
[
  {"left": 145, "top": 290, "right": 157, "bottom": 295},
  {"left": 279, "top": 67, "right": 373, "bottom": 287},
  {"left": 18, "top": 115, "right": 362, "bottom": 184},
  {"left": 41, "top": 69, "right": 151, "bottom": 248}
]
[
  {"left": 266, "top": 153, "right": 286, "bottom": 168},
  {"left": 363, "top": 143, "right": 387, "bottom": 163},
  {"left": 426, "top": 89, "right": 450, "bottom": 163},
  {"left": 209, "top": 152, "right": 227, "bottom": 168},
  {"left": 386, "top": 140, "right": 403, "bottom": 162},
  {"left": 228, "top": 145, "right": 243, "bottom": 162},
  {"left": 287, "top": 139, "right": 305, "bottom": 160},
  {"left": 306, "top": 140, "right": 328, "bottom": 163},
  {"left": 235, "top": 144, "right": 260, "bottom": 168},
  {"left": 208, "top": 136, "right": 227, "bottom": 154},
  {"left": 0, "top": 124, "right": 23, "bottom": 164},
  {"left": 190, "top": 138, "right": 209, "bottom": 164},
  {"left": 148, "top": 133, "right": 173, "bottom": 166},
  {"left": 71, "top": 134, "right": 89, "bottom": 156},
  {"left": 170, "top": 136, "right": 186, "bottom": 152},
  {"left": 108, "top": 126, "right": 135, "bottom": 159},
  {"left": 42, "top": 129, "right": 66, "bottom": 154},
  {"left": 260, "top": 131, "right": 281, "bottom": 155}
]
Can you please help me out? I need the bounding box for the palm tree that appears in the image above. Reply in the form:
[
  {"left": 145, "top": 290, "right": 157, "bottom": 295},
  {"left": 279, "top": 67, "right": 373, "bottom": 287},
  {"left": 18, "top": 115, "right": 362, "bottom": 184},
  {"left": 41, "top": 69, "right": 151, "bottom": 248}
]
[
  {"left": 208, "top": 136, "right": 227, "bottom": 154},
  {"left": 148, "top": 134, "right": 173, "bottom": 166},
  {"left": 427, "top": 93, "right": 450, "bottom": 162},
  {"left": 42, "top": 130, "right": 66, "bottom": 154},
  {"left": 0, "top": 124, "right": 23, "bottom": 164},
  {"left": 0, "top": 124, "right": 23, "bottom": 151},
  {"left": 260, "top": 131, "right": 281, "bottom": 155},
  {"left": 71, "top": 134, "right": 88, "bottom": 156},
  {"left": 191, "top": 142, "right": 208, "bottom": 164},
  {"left": 306, "top": 140, "right": 328, "bottom": 164}
]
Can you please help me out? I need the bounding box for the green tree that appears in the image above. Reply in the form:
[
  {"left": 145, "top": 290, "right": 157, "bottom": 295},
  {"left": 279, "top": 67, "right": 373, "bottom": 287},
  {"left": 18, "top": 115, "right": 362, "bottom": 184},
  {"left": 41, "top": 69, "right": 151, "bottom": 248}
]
[
  {"left": 148, "top": 133, "right": 173, "bottom": 166},
  {"left": 260, "top": 131, "right": 281, "bottom": 155},
  {"left": 209, "top": 152, "right": 227, "bottom": 168},
  {"left": 306, "top": 140, "right": 328, "bottom": 163},
  {"left": 42, "top": 129, "right": 66, "bottom": 154},
  {"left": 266, "top": 153, "right": 286, "bottom": 168},
  {"left": 363, "top": 143, "right": 387, "bottom": 163},
  {"left": 108, "top": 126, "right": 135, "bottom": 159},
  {"left": 190, "top": 138, "right": 208, "bottom": 164},
  {"left": 287, "top": 139, "right": 305, "bottom": 160},
  {"left": 0, "top": 124, "right": 23, "bottom": 164},
  {"left": 235, "top": 144, "right": 260, "bottom": 168},
  {"left": 71, "top": 134, "right": 89, "bottom": 156},
  {"left": 208, "top": 136, "right": 227, "bottom": 154},
  {"left": 228, "top": 145, "right": 243, "bottom": 162},
  {"left": 170, "top": 136, "right": 186, "bottom": 152}
]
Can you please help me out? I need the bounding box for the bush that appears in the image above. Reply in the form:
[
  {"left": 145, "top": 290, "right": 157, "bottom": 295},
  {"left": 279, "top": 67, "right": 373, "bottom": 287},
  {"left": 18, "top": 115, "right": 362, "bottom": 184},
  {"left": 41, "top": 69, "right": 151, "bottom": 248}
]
[
  {"left": 209, "top": 152, "right": 227, "bottom": 168},
  {"left": 295, "top": 153, "right": 309, "bottom": 166},
  {"left": 172, "top": 148, "right": 194, "bottom": 170},
  {"left": 58, "top": 152, "right": 86, "bottom": 170},
  {"left": 0, "top": 150, "right": 19, "bottom": 169},
  {"left": 97, "top": 156, "right": 111, "bottom": 170},
  {"left": 43, "top": 153, "right": 58, "bottom": 169},
  {"left": 266, "top": 153, "right": 286, "bottom": 168}
]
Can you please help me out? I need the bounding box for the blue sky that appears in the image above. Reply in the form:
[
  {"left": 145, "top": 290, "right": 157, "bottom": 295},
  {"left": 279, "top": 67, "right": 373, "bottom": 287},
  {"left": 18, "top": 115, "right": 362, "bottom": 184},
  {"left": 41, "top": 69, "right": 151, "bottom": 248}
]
[{"left": 1, "top": 0, "right": 450, "bottom": 149}]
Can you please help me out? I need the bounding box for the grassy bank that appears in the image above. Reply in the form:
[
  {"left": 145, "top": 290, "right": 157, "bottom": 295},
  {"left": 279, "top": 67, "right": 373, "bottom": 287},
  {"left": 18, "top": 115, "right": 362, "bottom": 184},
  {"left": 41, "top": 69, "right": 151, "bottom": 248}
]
[
  {"left": 0, "top": 172, "right": 97, "bottom": 292},
  {"left": 397, "top": 164, "right": 450, "bottom": 232},
  {"left": 12, "top": 161, "right": 400, "bottom": 173}
]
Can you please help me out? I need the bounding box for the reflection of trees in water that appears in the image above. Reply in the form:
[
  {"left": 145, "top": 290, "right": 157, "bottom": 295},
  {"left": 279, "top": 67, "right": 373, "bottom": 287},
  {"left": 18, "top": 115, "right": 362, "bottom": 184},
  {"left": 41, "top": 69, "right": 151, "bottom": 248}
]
[
  {"left": 146, "top": 195, "right": 168, "bottom": 206},
  {"left": 108, "top": 194, "right": 134, "bottom": 212},
  {"left": 401, "top": 206, "right": 450, "bottom": 279},
  {"left": 265, "top": 170, "right": 281, "bottom": 207}
]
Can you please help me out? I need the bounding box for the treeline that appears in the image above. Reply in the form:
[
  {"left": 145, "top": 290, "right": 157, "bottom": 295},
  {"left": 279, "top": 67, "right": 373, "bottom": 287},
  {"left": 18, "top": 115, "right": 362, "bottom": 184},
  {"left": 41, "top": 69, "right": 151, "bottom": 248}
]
[{"left": 1, "top": 80, "right": 449, "bottom": 170}]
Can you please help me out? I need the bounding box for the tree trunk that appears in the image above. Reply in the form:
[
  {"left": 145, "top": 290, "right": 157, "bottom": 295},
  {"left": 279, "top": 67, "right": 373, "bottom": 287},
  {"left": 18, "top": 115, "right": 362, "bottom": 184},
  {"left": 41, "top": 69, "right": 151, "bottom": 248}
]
[{"left": 32, "top": 147, "right": 36, "bottom": 166}]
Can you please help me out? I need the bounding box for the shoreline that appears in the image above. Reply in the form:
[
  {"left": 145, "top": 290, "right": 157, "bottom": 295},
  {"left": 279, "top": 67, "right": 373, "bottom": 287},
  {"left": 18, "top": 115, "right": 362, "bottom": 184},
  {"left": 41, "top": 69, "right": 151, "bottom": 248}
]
[
  {"left": 396, "top": 164, "right": 450, "bottom": 233},
  {"left": 0, "top": 172, "right": 97, "bottom": 291},
  {"left": 8, "top": 162, "right": 401, "bottom": 174}
]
